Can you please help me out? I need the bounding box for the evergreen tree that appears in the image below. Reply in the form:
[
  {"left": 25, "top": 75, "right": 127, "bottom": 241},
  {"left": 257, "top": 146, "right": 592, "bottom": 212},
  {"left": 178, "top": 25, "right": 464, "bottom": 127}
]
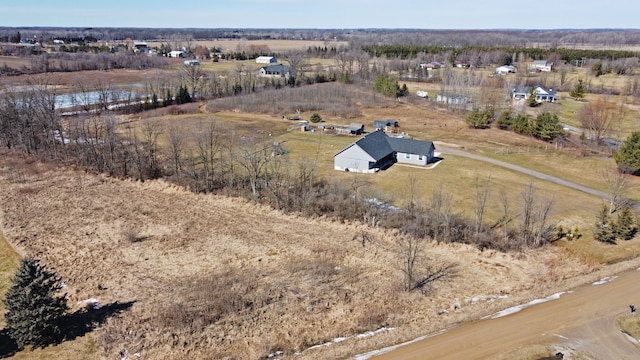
[
  {"left": 465, "top": 108, "right": 492, "bottom": 129},
  {"left": 496, "top": 110, "right": 513, "bottom": 130},
  {"left": 176, "top": 85, "right": 192, "bottom": 104},
  {"left": 533, "top": 112, "right": 564, "bottom": 142},
  {"left": 594, "top": 205, "right": 616, "bottom": 243},
  {"left": 613, "top": 132, "right": 640, "bottom": 175},
  {"left": 512, "top": 113, "right": 531, "bottom": 135},
  {"left": 3, "top": 258, "right": 69, "bottom": 349},
  {"left": 310, "top": 113, "right": 322, "bottom": 123},
  {"left": 614, "top": 206, "right": 637, "bottom": 240},
  {"left": 570, "top": 79, "right": 586, "bottom": 99},
  {"left": 163, "top": 89, "right": 173, "bottom": 107},
  {"left": 528, "top": 88, "right": 539, "bottom": 107},
  {"left": 373, "top": 75, "right": 406, "bottom": 97}
]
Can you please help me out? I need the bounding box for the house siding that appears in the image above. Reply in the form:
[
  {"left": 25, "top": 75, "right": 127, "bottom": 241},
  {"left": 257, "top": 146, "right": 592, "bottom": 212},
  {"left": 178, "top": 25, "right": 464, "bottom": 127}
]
[
  {"left": 334, "top": 145, "right": 376, "bottom": 172},
  {"left": 396, "top": 152, "right": 428, "bottom": 166}
]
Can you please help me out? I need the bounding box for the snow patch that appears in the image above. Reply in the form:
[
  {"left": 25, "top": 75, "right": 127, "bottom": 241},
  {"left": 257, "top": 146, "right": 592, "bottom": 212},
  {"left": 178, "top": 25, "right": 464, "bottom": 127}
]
[
  {"left": 483, "top": 292, "right": 565, "bottom": 319},
  {"left": 354, "top": 329, "right": 445, "bottom": 360},
  {"left": 593, "top": 276, "right": 618, "bottom": 285},
  {"left": 300, "top": 327, "right": 394, "bottom": 357}
]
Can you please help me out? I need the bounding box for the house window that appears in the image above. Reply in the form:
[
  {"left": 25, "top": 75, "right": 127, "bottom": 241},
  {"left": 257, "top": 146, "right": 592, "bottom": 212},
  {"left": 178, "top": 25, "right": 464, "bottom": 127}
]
[
  {"left": 418, "top": 155, "right": 423, "bottom": 161},
  {"left": 405, "top": 153, "right": 410, "bottom": 159}
]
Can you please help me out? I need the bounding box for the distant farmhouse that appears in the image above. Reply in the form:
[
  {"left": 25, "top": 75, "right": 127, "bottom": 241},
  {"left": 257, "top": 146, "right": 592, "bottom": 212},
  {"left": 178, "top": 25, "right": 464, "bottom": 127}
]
[
  {"left": 256, "top": 56, "right": 278, "bottom": 64},
  {"left": 259, "top": 64, "right": 290, "bottom": 78},
  {"left": 529, "top": 60, "right": 553, "bottom": 72},
  {"left": 512, "top": 85, "right": 557, "bottom": 102},
  {"left": 334, "top": 130, "right": 436, "bottom": 173}
]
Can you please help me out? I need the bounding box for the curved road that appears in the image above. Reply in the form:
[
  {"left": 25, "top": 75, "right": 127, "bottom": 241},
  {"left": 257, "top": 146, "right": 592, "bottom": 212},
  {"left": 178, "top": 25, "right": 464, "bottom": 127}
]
[{"left": 369, "top": 268, "right": 640, "bottom": 360}]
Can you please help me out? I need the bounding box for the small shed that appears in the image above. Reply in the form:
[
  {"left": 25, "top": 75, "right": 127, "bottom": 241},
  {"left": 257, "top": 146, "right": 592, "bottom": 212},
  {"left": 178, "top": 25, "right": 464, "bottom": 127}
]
[
  {"left": 348, "top": 123, "right": 365, "bottom": 135},
  {"left": 373, "top": 120, "right": 400, "bottom": 133}
]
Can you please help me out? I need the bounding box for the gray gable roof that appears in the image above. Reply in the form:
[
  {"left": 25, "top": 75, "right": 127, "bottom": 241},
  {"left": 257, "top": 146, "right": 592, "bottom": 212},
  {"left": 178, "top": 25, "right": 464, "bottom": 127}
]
[
  {"left": 261, "top": 64, "right": 289, "bottom": 73},
  {"left": 513, "top": 85, "right": 532, "bottom": 94},
  {"left": 350, "top": 130, "right": 394, "bottom": 161},
  {"left": 387, "top": 137, "right": 435, "bottom": 156},
  {"left": 335, "top": 130, "right": 434, "bottom": 161}
]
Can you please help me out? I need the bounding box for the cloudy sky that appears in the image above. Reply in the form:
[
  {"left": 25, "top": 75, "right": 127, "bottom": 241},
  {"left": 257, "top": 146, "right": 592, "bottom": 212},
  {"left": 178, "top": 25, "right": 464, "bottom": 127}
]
[{"left": 2, "top": 0, "right": 639, "bottom": 29}]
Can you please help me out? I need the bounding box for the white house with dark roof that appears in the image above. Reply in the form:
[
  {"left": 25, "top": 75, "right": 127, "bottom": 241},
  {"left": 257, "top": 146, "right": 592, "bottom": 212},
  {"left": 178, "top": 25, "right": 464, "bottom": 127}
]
[
  {"left": 259, "top": 64, "right": 290, "bottom": 78},
  {"left": 256, "top": 56, "right": 277, "bottom": 64},
  {"left": 334, "top": 130, "right": 435, "bottom": 173},
  {"left": 512, "top": 85, "right": 557, "bottom": 102}
]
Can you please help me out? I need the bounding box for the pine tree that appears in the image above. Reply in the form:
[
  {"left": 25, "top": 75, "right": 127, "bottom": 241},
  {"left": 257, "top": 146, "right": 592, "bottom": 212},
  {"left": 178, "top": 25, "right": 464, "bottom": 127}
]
[
  {"left": 613, "top": 132, "right": 640, "bottom": 175},
  {"left": 614, "top": 206, "right": 637, "bottom": 240},
  {"left": 594, "top": 205, "right": 616, "bottom": 244},
  {"left": 3, "top": 258, "right": 69, "bottom": 349},
  {"left": 570, "top": 79, "right": 586, "bottom": 99}
]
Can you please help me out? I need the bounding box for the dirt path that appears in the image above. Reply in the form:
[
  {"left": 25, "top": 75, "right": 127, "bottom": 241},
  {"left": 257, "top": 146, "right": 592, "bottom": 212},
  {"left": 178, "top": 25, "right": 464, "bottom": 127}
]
[
  {"left": 437, "top": 144, "right": 615, "bottom": 202},
  {"left": 369, "top": 268, "right": 640, "bottom": 359}
]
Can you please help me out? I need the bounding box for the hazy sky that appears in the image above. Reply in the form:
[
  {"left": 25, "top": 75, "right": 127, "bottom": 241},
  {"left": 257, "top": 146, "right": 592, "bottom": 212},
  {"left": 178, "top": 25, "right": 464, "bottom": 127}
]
[{"left": 2, "top": 0, "right": 639, "bottom": 29}]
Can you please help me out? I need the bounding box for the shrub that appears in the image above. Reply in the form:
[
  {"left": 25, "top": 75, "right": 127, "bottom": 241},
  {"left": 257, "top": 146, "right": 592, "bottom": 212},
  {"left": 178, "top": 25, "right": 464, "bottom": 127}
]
[{"left": 310, "top": 113, "right": 322, "bottom": 123}]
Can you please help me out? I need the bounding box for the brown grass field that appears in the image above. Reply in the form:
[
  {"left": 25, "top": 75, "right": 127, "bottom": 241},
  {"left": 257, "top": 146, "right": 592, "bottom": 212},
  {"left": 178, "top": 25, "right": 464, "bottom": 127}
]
[{"left": 3, "top": 60, "right": 640, "bottom": 358}]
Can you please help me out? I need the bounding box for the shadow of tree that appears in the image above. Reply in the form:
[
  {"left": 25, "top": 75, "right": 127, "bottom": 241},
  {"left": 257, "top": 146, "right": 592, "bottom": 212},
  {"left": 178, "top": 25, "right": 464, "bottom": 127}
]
[
  {"left": 0, "top": 330, "right": 18, "bottom": 358},
  {"left": 0, "top": 300, "right": 135, "bottom": 358},
  {"left": 61, "top": 300, "right": 135, "bottom": 343}
]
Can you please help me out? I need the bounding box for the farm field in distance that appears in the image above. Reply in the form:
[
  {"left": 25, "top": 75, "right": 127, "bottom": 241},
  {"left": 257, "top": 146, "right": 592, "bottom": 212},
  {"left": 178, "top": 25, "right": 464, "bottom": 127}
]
[{"left": 3, "top": 28, "right": 640, "bottom": 359}]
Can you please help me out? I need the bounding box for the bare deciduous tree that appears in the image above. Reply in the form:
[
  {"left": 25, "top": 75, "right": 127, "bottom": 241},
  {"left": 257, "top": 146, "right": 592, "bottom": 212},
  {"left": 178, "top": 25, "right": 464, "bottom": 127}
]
[
  {"left": 283, "top": 51, "right": 310, "bottom": 85},
  {"left": 236, "top": 137, "right": 271, "bottom": 198},
  {"left": 474, "top": 175, "right": 492, "bottom": 240},
  {"left": 397, "top": 234, "right": 459, "bottom": 293},
  {"left": 519, "top": 181, "right": 554, "bottom": 248},
  {"left": 601, "top": 167, "right": 633, "bottom": 214},
  {"left": 577, "top": 99, "right": 619, "bottom": 144}
]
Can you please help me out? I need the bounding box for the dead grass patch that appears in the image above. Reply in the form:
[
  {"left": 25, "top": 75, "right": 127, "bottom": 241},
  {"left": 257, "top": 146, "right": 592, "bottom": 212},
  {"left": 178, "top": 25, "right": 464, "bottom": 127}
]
[{"left": 0, "top": 167, "right": 608, "bottom": 359}]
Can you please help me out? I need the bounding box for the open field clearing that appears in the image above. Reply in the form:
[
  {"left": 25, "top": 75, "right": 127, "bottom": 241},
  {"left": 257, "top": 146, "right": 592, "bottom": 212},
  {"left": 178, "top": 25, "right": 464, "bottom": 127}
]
[
  {"left": 3, "top": 47, "right": 640, "bottom": 358},
  {"left": 5, "top": 160, "right": 640, "bottom": 359}
]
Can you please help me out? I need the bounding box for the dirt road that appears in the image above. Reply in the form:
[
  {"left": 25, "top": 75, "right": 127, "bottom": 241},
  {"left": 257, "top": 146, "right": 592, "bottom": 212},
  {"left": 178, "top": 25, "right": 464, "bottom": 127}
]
[
  {"left": 437, "top": 145, "right": 615, "bottom": 202},
  {"left": 370, "top": 268, "right": 640, "bottom": 359}
]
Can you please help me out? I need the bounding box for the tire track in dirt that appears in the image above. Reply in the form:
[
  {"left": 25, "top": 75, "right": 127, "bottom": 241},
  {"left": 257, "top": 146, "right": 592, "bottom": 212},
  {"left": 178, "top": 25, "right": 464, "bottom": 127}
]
[{"left": 370, "top": 269, "right": 640, "bottom": 359}]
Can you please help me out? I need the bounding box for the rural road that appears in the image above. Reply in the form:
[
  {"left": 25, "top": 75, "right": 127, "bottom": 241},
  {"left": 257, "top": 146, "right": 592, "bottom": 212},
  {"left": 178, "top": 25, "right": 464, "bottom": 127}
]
[
  {"left": 436, "top": 144, "right": 614, "bottom": 202},
  {"left": 369, "top": 268, "right": 640, "bottom": 360},
  {"left": 363, "top": 145, "right": 640, "bottom": 359}
]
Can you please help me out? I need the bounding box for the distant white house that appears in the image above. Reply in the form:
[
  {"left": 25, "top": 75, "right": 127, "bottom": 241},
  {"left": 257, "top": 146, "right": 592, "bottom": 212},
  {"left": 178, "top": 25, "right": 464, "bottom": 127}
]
[
  {"left": 53, "top": 39, "right": 64, "bottom": 45},
  {"left": 419, "top": 61, "right": 442, "bottom": 70},
  {"left": 529, "top": 60, "right": 553, "bottom": 72},
  {"left": 168, "top": 50, "right": 188, "bottom": 58},
  {"left": 256, "top": 56, "right": 277, "bottom": 64},
  {"left": 512, "top": 85, "right": 557, "bottom": 102},
  {"left": 259, "top": 64, "right": 290, "bottom": 78}
]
